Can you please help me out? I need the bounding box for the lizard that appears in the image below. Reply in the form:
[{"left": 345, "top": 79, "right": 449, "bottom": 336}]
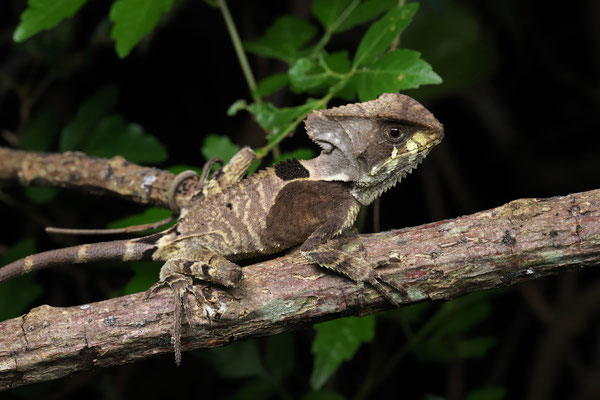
[{"left": 0, "top": 93, "right": 444, "bottom": 365}]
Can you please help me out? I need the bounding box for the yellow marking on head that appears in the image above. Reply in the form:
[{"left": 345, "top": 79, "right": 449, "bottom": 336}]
[
  {"left": 412, "top": 131, "right": 430, "bottom": 147},
  {"left": 406, "top": 139, "right": 419, "bottom": 153}
]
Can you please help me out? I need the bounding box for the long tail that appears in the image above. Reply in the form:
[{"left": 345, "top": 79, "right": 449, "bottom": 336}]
[{"left": 0, "top": 236, "right": 158, "bottom": 284}]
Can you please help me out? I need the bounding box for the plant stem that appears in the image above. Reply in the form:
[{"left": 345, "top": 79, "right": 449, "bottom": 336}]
[
  {"left": 217, "top": 0, "right": 259, "bottom": 101},
  {"left": 311, "top": 0, "right": 360, "bottom": 57}
]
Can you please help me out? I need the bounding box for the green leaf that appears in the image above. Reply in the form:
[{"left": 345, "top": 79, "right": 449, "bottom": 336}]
[
  {"left": 312, "top": 0, "right": 356, "bottom": 30},
  {"left": 336, "top": 0, "right": 398, "bottom": 33},
  {"left": 289, "top": 58, "right": 328, "bottom": 91},
  {"left": 60, "top": 85, "right": 118, "bottom": 152},
  {"left": 249, "top": 99, "right": 322, "bottom": 138},
  {"left": 457, "top": 336, "right": 496, "bottom": 358},
  {"left": 83, "top": 115, "right": 167, "bottom": 163},
  {"left": 310, "top": 315, "right": 375, "bottom": 389},
  {"left": 25, "top": 187, "right": 59, "bottom": 204},
  {"left": 14, "top": 0, "right": 87, "bottom": 42},
  {"left": 107, "top": 207, "right": 173, "bottom": 229},
  {"left": 354, "top": 49, "right": 441, "bottom": 101},
  {"left": 109, "top": 0, "right": 175, "bottom": 58},
  {"left": 167, "top": 165, "right": 202, "bottom": 176},
  {"left": 353, "top": 3, "right": 418, "bottom": 68},
  {"left": 277, "top": 148, "right": 314, "bottom": 163},
  {"left": 244, "top": 16, "right": 317, "bottom": 63},
  {"left": 288, "top": 52, "right": 351, "bottom": 95},
  {"left": 233, "top": 381, "right": 275, "bottom": 400},
  {"left": 432, "top": 301, "right": 492, "bottom": 339},
  {"left": 465, "top": 387, "right": 506, "bottom": 400},
  {"left": 200, "top": 340, "right": 265, "bottom": 378},
  {"left": 201, "top": 134, "right": 241, "bottom": 164},
  {"left": 120, "top": 261, "right": 160, "bottom": 295},
  {"left": 254, "top": 73, "right": 290, "bottom": 97},
  {"left": 265, "top": 333, "right": 294, "bottom": 381},
  {"left": 303, "top": 389, "right": 344, "bottom": 400},
  {"left": 0, "top": 240, "right": 42, "bottom": 320},
  {"left": 20, "top": 110, "right": 60, "bottom": 151}
]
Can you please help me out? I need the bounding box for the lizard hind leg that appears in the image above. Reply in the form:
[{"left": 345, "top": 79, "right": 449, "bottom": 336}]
[{"left": 146, "top": 253, "right": 243, "bottom": 365}]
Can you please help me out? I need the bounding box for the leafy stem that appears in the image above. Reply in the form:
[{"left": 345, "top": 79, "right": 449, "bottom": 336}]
[
  {"left": 217, "top": 0, "right": 259, "bottom": 101},
  {"left": 311, "top": 0, "right": 360, "bottom": 58}
]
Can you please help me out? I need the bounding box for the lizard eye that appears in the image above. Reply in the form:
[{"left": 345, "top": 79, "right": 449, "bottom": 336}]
[{"left": 383, "top": 125, "right": 407, "bottom": 143}]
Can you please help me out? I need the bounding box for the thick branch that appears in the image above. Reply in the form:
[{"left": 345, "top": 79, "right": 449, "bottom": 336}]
[
  {"left": 0, "top": 147, "right": 201, "bottom": 208},
  {"left": 0, "top": 189, "right": 599, "bottom": 390}
]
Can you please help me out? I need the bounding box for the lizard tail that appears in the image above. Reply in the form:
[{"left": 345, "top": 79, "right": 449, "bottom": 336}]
[{"left": 0, "top": 238, "right": 157, "bottom": 284}]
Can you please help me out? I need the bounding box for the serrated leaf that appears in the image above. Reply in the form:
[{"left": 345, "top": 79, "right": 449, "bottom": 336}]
[
  {"left": 353, "top": 3, "right": 418, "bottom": 68},
  {"left": 289, "top": 52, "right": 351, "bottom": 95},
  {"left": 249, "top": 99, "right": 322, "bottom": 139},
  {"left": 83, "top": 116, "right": 167, "bottom": 163},
  {"left": 109, "top": 0, "right": 174, "bottom": 58},
  {"left": 310, "top": 315, "right": 375, "bottom": 389},
  {"left": 312, "top": 0, "right": 356, "bottom": 30},
  {"left": 354, "top": 49, "right": 441, "bottom": 101},
  {"left": 200, "top": 340, "right": 265, "bottom": 378},
  {"left": 254, "top": 73, "right": 289, "bottom": 97},
  {"left": 14, "top": 0, "right": 87, "bottom": 42},
  {"left": 0, "top": 240, "right": 42, "bottom": 320},
  {"left": 465, "top": 387, "right": 506, "bottom": 400},
  {"left": 244, "top": 16, "right": 317, "bottom": 63},
  {"left": 265, "top": 333, "right": 294, "bottom": 381},
  {"left": 336, "top": 0, "right": 398, "bottom": 33},
  {"left": 60, "top": 85, "right": 118, "bottom": 152},
  {"left": 289, "top": 58, "right": 328, "bottom": 91},
  {"left": 20, "top": 110, "right": 60, "bottom": 151},
  {"left": 201, "top": 134, "right": 240, "bottom": 164}
]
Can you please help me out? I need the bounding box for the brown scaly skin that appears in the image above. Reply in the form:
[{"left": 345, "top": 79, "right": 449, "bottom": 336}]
[{"left": 0, "top": 93, "right": 444, "bottom": 365}]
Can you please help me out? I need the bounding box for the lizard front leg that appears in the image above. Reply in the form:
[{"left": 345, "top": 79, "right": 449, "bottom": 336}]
[{"left": 298, "top": 203, "right": 406, "bottom": 307}]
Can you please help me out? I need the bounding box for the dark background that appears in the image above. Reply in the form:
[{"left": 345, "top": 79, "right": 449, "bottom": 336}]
[{"left": 0, "top": 0, "right": 599, "bottom": 399}]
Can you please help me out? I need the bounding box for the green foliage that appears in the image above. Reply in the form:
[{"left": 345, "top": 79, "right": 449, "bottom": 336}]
[
  {"left": 201, "top": 134, "right": 241, "bottom": 164},
  {"left": 244, "top": 16, "right": 317, "bottom": 63},
  {"left": 232, "top": 1, "right": 441, "bottom": 157},
  {"left": 196, "top": 334, "right": 295, "bottom": 399},
  {"left": 0, "top": 240, "right": 42, "bottom": 320},
  {"left": 109, "top": 0, "right": 175, "bottom": 58},
  {"left": 13, "top": 0, "right": 87, "bottom": 42},
  {"left": 311, "top": 315, "right": 375, "bottom": 389},
  {"left": 60, "top": 86, "right": 167, "bottom": 163}
]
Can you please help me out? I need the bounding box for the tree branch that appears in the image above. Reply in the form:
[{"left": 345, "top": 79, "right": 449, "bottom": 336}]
[
  {"left": 0, "top": 147, "right": 201, "bottom": 208},
  {"left": 0, "top": 188, "right": 599, "bottom": 390}
]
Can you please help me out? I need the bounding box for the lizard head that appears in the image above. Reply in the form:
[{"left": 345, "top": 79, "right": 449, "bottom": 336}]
[{"left": 304, "top": 93, "right": 444, "bottom": 205}]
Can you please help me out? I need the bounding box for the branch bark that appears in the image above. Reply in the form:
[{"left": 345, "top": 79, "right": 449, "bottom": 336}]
[
  {"left": 0, "top": 188, "right": 598, "bottom": 390},
  {"left": 0, "top": 148, "right": 599, "bottom": 390},
  {"left": 0, "top": 146, "right": 201, "bottom": 208}
]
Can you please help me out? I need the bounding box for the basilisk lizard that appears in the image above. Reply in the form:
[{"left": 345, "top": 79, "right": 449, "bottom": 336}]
[{"left": 0, "top": 93, "right": 443, "bottom": 364}]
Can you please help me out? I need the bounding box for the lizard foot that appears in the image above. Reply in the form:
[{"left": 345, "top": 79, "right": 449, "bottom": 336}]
[
  {"left": 146, "top": 273, "right": 208, "bottom": 366},
  {"left": 301, "top": 244, "right": 406, "bottom": 307}
]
